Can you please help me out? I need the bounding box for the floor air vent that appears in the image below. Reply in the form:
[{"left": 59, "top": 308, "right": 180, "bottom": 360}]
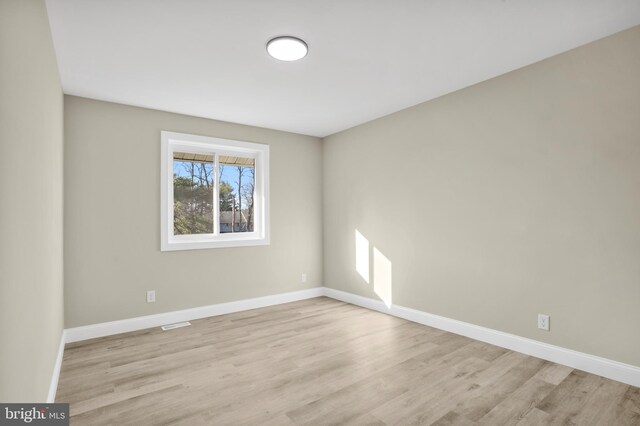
[{"left": 161, "top": 321, "right": 191, "bottom": 331}]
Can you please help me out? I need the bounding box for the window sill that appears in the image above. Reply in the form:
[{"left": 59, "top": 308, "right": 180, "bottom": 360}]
[{"left": 161, "top": 236, "right": 270, "bottom": 251}]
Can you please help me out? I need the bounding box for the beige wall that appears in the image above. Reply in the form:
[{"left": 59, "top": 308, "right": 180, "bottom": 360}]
[
  {"left": 323, "top": 26, "right": 640, "bottom": 366},
  {"left": 0, "top": 0, "right": 64, "bottom": 402},
  {"left": 64, "top": 96, "right": 323, "bottom": 327}
]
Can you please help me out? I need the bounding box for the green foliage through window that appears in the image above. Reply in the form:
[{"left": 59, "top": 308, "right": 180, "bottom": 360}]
[{"left": 173, "top": 159, "right": 214, "bottom": 235}]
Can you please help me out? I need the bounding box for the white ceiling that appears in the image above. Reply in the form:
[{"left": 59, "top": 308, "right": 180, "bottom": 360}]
[{"left": 46, "top": 0, "right": 640, "bottom": 137}]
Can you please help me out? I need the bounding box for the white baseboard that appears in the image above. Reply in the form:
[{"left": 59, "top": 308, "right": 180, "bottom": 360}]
[
  {"left": 65, "top": 287, "right": 324, "bottom": 343},
  {"left": 59, "top": 285, "right": 639, "bottom": 388},
  {"left": 322, "top": 287, "right": 640, "bottom": 388},
  {"left": 47, "top": 330, "right": 66, "bottom": 403}
]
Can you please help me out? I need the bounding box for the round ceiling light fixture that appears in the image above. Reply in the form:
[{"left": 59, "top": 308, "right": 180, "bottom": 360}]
[{"left": 266, "top": 36, "right": 308, "bottom": 61}]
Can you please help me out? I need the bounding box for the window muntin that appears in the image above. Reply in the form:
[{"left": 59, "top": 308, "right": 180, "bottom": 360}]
[{"left": 161, "top": 132, "right": 269, "bottom": 251}]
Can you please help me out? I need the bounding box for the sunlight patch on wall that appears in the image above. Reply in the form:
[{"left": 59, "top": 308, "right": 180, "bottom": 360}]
[
  {"left": 373, "top": 247, "right": 392, "bottom": 307},
  {"left": 355, "top": 229, "right": 370, "bottom": 283}
]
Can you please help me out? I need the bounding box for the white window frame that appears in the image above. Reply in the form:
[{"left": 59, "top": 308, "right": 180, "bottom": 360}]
[{"left": 161, "top": 131, "right": 269, "bottom": 251}]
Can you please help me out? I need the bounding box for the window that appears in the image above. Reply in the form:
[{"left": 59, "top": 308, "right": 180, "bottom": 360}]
[{"left": 161, "top": 131, "right": 269, "bottom": 251}]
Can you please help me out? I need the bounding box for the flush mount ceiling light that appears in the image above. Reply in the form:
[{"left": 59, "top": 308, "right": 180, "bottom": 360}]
[{"left": 266, "top": 36, "right": 308, "bottom": 61}]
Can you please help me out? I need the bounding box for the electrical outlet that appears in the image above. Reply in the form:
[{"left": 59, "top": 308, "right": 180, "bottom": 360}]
[
  {"left": 301, "top": 273, "right": 307, "bottom": 283},
  {"left": 538, "top": 314, "right": 550, "bottom": 331},
  {"left": 147, "top": 290, "right": 156, "bottom": 303}
]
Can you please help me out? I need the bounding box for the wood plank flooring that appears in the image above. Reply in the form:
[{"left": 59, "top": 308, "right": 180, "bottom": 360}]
[{"left": 56, "top": 297, "right": 640, "bottom": 425}]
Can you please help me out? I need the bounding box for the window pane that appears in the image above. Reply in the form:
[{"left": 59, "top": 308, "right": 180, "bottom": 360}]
[
  {"left": 173, "top": 152, "right": 214, "bottom": 235},
  {"left": 219, "top": 156, "right": 255, "bottom": 233}
]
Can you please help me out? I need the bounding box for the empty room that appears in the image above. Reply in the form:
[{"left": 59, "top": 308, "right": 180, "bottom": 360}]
[{"left": 1, "top": 0, "right": 640, "bottom": 424}]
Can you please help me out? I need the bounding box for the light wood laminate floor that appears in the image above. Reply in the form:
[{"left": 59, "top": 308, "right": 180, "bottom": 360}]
[{"left": 57, "top": 297, "right": 640, "bottom": 425}]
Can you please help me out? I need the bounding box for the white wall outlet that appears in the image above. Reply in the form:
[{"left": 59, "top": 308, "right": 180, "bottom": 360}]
[
  {"left": 147, "top": 290, "right": 156, "bottom": 303},
  {"left": 301, "top": 273, "right": 307, "bottom": 283},
  {"left": 538, "top": 314, "right": 550, "bottom": 331}
]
